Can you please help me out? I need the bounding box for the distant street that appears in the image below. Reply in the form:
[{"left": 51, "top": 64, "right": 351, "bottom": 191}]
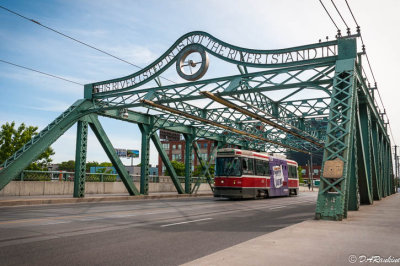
[{"left": 0, "top": 193, "right": 317, "bottom": 266}]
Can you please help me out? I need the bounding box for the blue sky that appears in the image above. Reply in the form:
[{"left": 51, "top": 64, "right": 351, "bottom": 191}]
[{"left": 1, "top": 0, "right": 399, "bottom": 166}]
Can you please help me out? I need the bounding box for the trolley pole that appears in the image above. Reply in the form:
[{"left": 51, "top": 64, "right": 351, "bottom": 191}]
[{"left": 310, "top": 153, "right": 314, "bottom": 191}]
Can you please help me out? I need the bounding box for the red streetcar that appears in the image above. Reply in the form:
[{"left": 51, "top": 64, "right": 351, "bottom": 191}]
[{"left": 214, "top": 148, "right": 299, "bottom": 199}]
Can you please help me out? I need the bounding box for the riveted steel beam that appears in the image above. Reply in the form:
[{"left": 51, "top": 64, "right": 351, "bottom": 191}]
[
  {"left": 200, "top": 91, "right": 324, "bottom": 148},
  {"left": 74, "top": 120, "right": 89, "bottom": 198},
  {"left": 142, "top": 99, "right": 309, "bottom": 154}
]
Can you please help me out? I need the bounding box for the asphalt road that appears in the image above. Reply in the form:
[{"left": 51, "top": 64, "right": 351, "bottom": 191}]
[{"left": 0, "top": 193, "right": 317, "bottom": 266}]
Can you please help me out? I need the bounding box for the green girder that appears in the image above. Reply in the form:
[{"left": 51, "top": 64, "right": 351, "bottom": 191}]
[{"left": 74, "top": 120, "right": 88, "bottom": 198}]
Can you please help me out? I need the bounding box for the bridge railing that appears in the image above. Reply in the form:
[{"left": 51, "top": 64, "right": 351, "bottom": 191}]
[{"left": 13, "top": 170, "right": 208, "bottom": 183}]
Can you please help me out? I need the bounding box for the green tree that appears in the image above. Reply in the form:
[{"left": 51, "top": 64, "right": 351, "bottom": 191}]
[
  {"left": 298, "top": 166, "right": 304, "bottom": 183},
  {"left": 58, "top": 160, "right": 75, "bottom": 172},
  {"left": 86, "top": 161, "right": 100, "bottom": 172},
  {"left": 192, "top": 164, "right": 215, "bottom": 178},
  {"left": 0, "top": 122, "right": 55, "bottom": 170},
  {"left": 164, "top": 160, "right": 185, "bottom": 176}
]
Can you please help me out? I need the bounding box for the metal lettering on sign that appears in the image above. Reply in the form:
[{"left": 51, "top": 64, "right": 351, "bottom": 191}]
[
  {"left": 323, "top": 158, "right": 344, "bottom": 178},
  {"left": 92, "top": 32, "right": 338, "bottom": 93}
]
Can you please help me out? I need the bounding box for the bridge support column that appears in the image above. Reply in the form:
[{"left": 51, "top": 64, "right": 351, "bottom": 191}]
[
  {"left": 316, "top": 38, "right": 358, "bottom": 221},
  {"left": 74, "top": 120, "right": 88, "bottom": 198},
  {"left": 138, "top": 124, "right": 151, "bottom": 195},
  {"left": 183, "top": 134, "right": 195, "bottom": 194}
]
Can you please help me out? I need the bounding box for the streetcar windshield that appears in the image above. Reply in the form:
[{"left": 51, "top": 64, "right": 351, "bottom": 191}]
[{"left": 216, "top": 157, "right": 241, "bottom": 176}]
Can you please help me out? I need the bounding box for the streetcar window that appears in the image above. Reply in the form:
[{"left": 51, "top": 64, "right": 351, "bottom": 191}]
[
  {"left": 216, "top": 157, "right": 241, "bottom": 176},
  {"left": 288, "top": 165, "right": 298, "bottom": 179},
  {"left": 255, "top": 159, "right": 269, "bottom": 176},
  {"left": 242, "top": 158, "right": 254, "bottom": 175}
]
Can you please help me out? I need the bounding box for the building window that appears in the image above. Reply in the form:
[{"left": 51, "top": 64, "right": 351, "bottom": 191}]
[
  {"left": 178, "top": 144, "right": 182, "bottom": 149},
  {"left": 204, "top": 143, "right": 207, "bottom": 148},
  {"left": 172, "top": 154, "right": 182, "bottom": 161},
  {"left": 172, "top": 144, "right": 176, "bottom": 150},
  {"left": 200, "top": 153, "right": 208, "bottom": 161},
  {"left": 162, "top": 143, "right": 169, "bottom": 150}
]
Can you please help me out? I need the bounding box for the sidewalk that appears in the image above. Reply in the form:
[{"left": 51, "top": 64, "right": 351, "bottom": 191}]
[
  {"left": 0, "top": 191, "right": 213, "bottom": 207},
  {"left": 184, "top": 193, "right": 400, "bottom": 266}
]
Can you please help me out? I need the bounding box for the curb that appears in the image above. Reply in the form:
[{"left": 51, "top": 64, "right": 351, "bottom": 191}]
[{"left": 0, "top": 193, "right": 214, "bottom": 207}]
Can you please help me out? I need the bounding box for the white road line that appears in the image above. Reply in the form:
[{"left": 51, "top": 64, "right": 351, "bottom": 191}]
[
  {"left": 269, "top": 206, "right": 286, "bottom": 210},
  {"left": 160, "top": 218, "right": 213, "bottom": 227}
]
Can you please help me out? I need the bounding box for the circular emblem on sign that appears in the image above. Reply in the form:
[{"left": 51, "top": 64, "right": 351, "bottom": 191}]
[{"left": 176, "top": 45, "right": 209, "bottom": 81}]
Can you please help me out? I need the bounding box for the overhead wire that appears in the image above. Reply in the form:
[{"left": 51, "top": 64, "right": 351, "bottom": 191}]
[
  {"left": 319, "top": 0, "right": 340, "bottom": 31},
  {"left": 0, "top": 59, "right": 84, "bottom": 86},
  {"left": 330, "top": 0, "right": 350, "bottom": 34},
  {"left": 322, "top": 1, "right": 396, "bottom": 146},
  {"left": 0, "top": 5, "right": 176, "bottom": 85}
]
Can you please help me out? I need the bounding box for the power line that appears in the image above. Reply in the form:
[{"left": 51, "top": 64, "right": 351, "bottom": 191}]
[
  {"left": 0, "top": 59, "right": 84, "bottom": 86},
  {"left": 330, "top": 0, "right": 350, "bottom": 34},
  {"left": 319, "top": 0, "right": 340, "bottom": 31},
  {"left": 345, "top": 0, "right": 359, "bottom": 27},
  {"left": 389, "top": 124, "right": 397, "bottom": 146},
  {"left": 343, "top": 2, "right": 388, "bottom": 116},
  {"left": 0, "top": 5, "right": 176, "bottom": 85},
  {"left": 364, "top": 53, "right": 377, "bottom": 84}
]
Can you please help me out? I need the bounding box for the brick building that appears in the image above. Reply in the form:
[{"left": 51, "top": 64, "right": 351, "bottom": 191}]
[{"left": 158, "top": 130, "right": 216, "bottom": 176}]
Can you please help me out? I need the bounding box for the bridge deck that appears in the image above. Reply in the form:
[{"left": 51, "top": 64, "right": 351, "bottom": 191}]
[{"left": 185, "top": 192, "right": 400, "bottom": 265}]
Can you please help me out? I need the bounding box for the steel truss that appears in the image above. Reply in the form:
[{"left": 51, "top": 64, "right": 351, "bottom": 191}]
[{"left": 0, "top": 31, "right": 395, "bottom": 220}]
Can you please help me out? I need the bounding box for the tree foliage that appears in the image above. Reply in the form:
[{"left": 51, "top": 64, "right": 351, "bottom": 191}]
[
  {"left": 164, "top": 160, "right": 185, "bottom": 176},
  {"left": 0, "top": 122, "right": 55, "bottom": 170},
  {"left": 58, "top": 160, "right": 75, "bottom": 172},
  {"left": 58, "top": 160, "right": 113, "bottom": 173},
  {"left": 192, "top": 164, "right": 215, "bottom": 178},
  {"left": 298, "top": 166, "right": 304, "bottom": 183}
]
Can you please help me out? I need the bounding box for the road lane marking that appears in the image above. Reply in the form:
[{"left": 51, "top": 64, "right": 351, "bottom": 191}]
[
  {"left": 160, "top": 218, "right": 213, "bottom": 227},
  {"left": 269, "top": 206, "right": 286, "bottom": 210},
  {"left": 0, "top": 197, "right": 316, "bottom": 226}
]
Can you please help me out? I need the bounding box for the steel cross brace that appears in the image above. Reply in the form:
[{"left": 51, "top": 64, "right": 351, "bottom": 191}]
[{"left": 192, "top": 141, "right": 215, "bottom": 193}]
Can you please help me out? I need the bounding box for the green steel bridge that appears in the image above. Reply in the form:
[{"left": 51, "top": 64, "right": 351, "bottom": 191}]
[{"left": 0, "top": 31, "right": 396, "bottom": 221}]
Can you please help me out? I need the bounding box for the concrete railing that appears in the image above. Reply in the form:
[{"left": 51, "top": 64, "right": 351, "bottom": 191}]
[
  {"left": 0, "top": 181, "right": 212, "bottom": 196},
  {"left": 2, "top": 171, "right": 213, "bottom": 196}
]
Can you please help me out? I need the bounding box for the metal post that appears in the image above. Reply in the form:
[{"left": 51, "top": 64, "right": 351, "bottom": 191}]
[
  {"left": 138, "top": 124, "right": 151, "bottom": 195},
  {"left": 307, "top": 160, "right": 311, "bottom": 190},
  {"left": 398, "top": 155, "right": 400, "bottom": 192},
  {"left": 183, "top": 134, "right": 195, "bottom": 194},
  {"left": 310, "top": 153, "right": 314, "bottom": 191},
  {"left": 73, "top": 120, "right": 88, "bottom": 198},
  {"left": 394, "top": 146, "right": 398, "bottom": 191}
]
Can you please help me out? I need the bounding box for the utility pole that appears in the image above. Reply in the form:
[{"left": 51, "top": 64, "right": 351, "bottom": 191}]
[
  {"left": 395, "top": 146, "right": 398, "bottom": 192},
  {"left": 307, "top": 159, "right": 311, "bottom": 191},
  {"left": 310, "top": 153, "right": 314, "bottom": 191},
  {"left": 398, "top": 155, "right": 400, "bottom": 192}
]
